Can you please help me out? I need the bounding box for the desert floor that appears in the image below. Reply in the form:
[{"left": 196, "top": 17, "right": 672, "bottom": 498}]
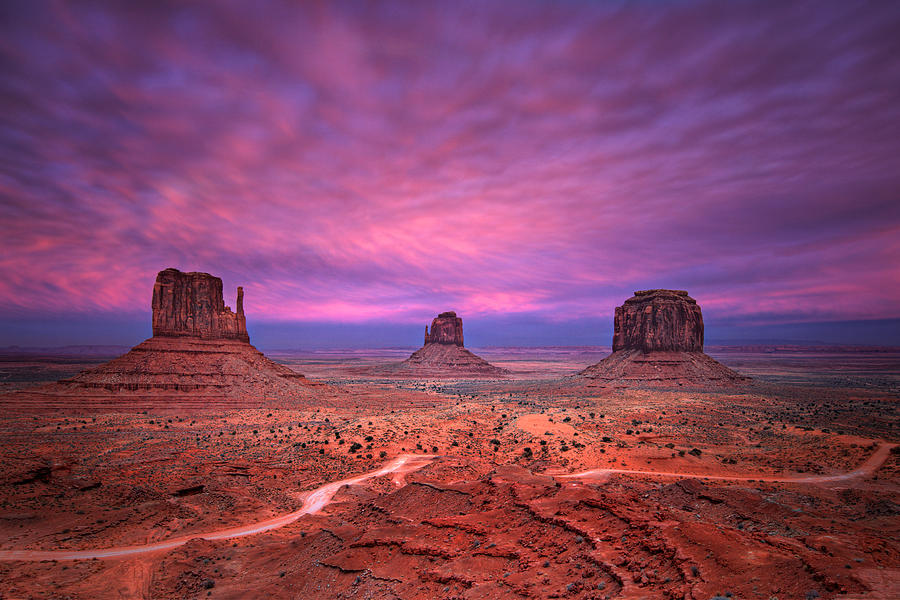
[{"left": 0, "top": 348, "right": 897, "bottom": 599}]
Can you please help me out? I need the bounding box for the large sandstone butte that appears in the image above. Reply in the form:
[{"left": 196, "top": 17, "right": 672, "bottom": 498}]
[
  {"left": 613, "top": 289, "right": 703, "bottom": 352},
  {"left": 580, "top": 290, "right": 745, "bottom": 386},
  {"left": 389, "top": 311, "right": 508, "bottom": 377},
  {"left": 46, "top": 269, "right": 325, "bottom": 404},
  {"left": 152, "top": 268, "right": 248, "bottom": 341},
  {"left": 424, "top": 311, "right": 464, "bottom": 346}
]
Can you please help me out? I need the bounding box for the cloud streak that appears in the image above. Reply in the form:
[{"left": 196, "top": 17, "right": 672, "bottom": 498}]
[{"left": 1, "top": 0, "right": 899, "bottom": 338}]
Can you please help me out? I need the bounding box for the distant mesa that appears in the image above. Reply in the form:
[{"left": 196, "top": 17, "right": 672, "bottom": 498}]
[
  {"left": 579, "top": 289, "right": 746, "bottom": 386},
  {"left": 52, "top": 268, "right": 322, "bottom": 401},
  {"left": 386, "top": 311, "right": 508, "bottom": 378}
]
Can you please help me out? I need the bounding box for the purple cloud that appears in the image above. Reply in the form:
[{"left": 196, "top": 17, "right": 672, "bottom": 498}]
[{"left": 0, "top": 0, "right": 898, "bottom": 338}]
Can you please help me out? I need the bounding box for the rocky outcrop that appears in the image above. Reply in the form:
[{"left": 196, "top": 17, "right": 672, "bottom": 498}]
[
  {"left": 424, "top": 312, "right": 464, "bottom": 346},
  {"left": 49, "top": 268, "right": 324, "bottom": 403},
  {"left": 580, "top": 290, "right": 745, "bottom": 387},
  {"left": 152, "top": 268, "right": 248, "bottom": 342},
  {"left": 385, "top": 312, "right": 507, "bottom": 378},
  {"left": 613, "top": 290, "right": 703, "bottom": 353}
]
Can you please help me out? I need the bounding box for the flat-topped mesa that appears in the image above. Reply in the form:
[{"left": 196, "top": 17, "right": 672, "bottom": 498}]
[
  {"left": 151, "top": 268, "right": 248, "bottom": 342},
  {"left": 579, "top": 288, "right": 745, "bottom": 386},
  {"left": 424, "top": 311, "right": 464, "bottom": 346},
  {"left": 613, "top": 289, "right": 703, "bottom": 353}
]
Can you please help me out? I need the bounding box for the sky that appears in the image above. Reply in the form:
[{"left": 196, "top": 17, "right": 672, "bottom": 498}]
[{"left": 1, "top": 0, "right": 899, "bottom": 348}]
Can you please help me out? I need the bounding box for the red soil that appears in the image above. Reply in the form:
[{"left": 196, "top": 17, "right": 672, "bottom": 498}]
[{"left": 0, "top": 350, "right": 897, "bottom": 599}]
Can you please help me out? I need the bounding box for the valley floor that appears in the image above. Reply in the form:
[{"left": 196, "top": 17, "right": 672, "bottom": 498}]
[{"left": 0, "top": 349, "right": 897, "bottom": 599}]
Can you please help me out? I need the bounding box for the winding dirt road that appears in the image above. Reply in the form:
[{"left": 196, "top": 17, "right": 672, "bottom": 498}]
[
  {"left": 560, "top": 441, "right": 896, "bottom": 484},
  {"left": 0, "top": 443, "right": 893, "bottom": 562},
  {"left": 0, "top": 453, "right": 436, "bottom": 562}
]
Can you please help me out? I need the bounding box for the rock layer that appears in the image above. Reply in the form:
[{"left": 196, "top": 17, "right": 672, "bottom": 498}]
[
  {"left": 152, "top": 268, "right": 248, "bottom": 342},
  {"left": 580, "top": 290, "right": 744, "bottom": 386},
  {"left": 60, "top": 337, "right": 306, "bottom": 393},
  {"left": 613, "top": 290, "right": 702, "bottom": 352},
  {"left": 389, "top": 312, "right": 507, "bottom": 377}
]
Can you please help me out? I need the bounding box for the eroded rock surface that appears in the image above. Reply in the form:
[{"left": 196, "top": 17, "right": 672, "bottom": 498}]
[
  {"left": 152, "top": 268, "right": 248, "bottom": 342},
  {"left": 424, "top": 311, "right": 464, "bottom": 346},
  {"left": 613, "top": 289, "right": 703, "bottom": 352}
]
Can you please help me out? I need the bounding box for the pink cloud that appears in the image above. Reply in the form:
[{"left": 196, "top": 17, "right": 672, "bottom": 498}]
[{"left": 1, "top": 0, "right": 899, "bottom": 335}]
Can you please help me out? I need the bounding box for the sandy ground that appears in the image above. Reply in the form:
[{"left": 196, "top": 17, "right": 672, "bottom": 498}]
[{"left": 0, "top": 348, "right": 897, "bottom": 599}]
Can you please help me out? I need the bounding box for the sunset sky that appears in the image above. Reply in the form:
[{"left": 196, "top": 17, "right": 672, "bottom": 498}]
[{"left": 1, "top": 1, "right": 899, "bottom": 348}]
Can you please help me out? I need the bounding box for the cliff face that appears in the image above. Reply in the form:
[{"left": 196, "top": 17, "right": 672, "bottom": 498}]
[
  {"left": 612, "top": 290, "right": 703, "bottom": 353},
  {"left": 151, "top": 268, "right": 248, "bottom": 342},
  {"left": 580, "top": 289, "right": 744, "bottom": 386},
  {"left": 424, "top": 311, "right": 464, "bottom": 346}
]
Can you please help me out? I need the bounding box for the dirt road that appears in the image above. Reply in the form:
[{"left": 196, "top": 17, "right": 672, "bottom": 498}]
[
  {"left": 0, "top": 453, "right": 436, "bottom": 562},
  {"left": 560, "top": 442, "right": 896, "bottom": 484},
  {"left": 0, "top": 443, "right": 894, "bottom": 562}
]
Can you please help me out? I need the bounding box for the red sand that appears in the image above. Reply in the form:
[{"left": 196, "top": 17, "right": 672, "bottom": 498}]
[{"left": 0, "top": 349, "right": 897, "bottom": 599}]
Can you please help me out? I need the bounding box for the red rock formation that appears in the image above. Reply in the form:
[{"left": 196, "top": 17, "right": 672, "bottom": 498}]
[
  {"left": 152, "top": 268, "right": 248, "bottom": 342},
  {"left": 613, "top": 289, "right": 703, "bottom": 352},
  {"left": 424, "top": 312, "right": 464, "bottom": 346},
  {"left": 388, "top": 312, "right": 507, "bottom": 377},
  {"left": 50, "top": 268, "right": 322, "bottom": 402},
  {"left": 581, "top": 290, "right": 744, "bottom": 386}
]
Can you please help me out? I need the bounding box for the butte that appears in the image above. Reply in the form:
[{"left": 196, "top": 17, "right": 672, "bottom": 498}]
[
  {"left": 387, "top": 311, "right": 508, "bottom": 377},
  {"left": 31, "top": 268, "right": 326, "bottom": 408},
  {"left": 578, "top": 289, "right": 746, "bottom": 386}
]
